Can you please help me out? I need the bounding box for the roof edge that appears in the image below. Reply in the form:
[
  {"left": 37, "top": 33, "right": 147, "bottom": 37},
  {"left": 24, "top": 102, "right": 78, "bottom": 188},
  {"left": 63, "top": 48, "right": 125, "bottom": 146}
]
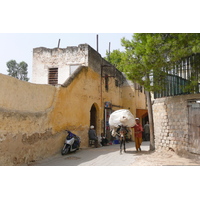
[{"left": 61, "top": 66, "right": 86, "bottom": 88}]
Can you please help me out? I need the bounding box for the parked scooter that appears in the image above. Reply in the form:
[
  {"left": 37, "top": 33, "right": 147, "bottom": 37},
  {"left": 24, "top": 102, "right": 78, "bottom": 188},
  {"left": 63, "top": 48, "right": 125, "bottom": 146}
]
[{"left": 61, "top": 130, "right": 81, "bottom": 155}]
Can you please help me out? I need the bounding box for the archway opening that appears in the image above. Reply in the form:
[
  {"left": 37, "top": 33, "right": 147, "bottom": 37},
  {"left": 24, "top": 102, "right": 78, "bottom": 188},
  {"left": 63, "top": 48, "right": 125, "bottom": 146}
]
[{"left": 90, "top": 104, "right": 97, "bottom": 129}]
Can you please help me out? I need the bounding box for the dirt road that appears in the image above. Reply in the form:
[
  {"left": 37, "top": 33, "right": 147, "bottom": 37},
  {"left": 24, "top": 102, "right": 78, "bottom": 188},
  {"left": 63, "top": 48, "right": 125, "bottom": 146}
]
[{"left": 132, "top": 150, "right": 200, "bottom": 166}]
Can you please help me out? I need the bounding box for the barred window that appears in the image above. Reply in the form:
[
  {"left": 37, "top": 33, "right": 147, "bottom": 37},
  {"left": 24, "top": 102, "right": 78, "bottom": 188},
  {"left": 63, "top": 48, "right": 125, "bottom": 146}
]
[
  {"left": 48, "top": 68, "right": 58, "bottom": 85},
  {"left": 105, "top": 74, "right": 109, "bottom": 91}
]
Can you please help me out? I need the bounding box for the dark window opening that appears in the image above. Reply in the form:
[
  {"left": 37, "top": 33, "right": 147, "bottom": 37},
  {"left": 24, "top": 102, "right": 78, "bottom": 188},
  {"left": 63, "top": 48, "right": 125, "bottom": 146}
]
[
  {"left": 115, "top": 79, "right": 119, "bottom": 87},
  {"left": 90, "top": 104, "right": 97, "bottom": 129},
  {"left": 105, "top": 74, "right": 109, "bottom": 91},
  {"left": 48, "top": 68, "right": 58, "bottom": 85}
]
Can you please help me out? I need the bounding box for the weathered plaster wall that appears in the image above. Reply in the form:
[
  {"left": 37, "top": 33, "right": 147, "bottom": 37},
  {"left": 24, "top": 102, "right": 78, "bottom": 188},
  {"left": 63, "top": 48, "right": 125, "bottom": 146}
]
[
  {"left": 51, "top": 66, "right": 140, "bottom": 147},
  {"left": 0, "top": 73, "right": 56, "bottom": 112},
  {"left": 88, "top": 44, "right": 147, "bottom": 114},
  {"left": 0, "top": 66, "right": 133, "bottom": 165},
  {"left": 32, "top": 45, "right": 88, "bottom": 84},
  {"left": 0, "top": 73, "right": 63, "bottom": 165},
  {"left": 0, "top": 74, "right": 57, "bottom": 137},
  {"left": 50, "top": 67, "right": 101, "bottom": 147},
  {"left": 0, "top": 44, "right": 147, "bottom": 165}
]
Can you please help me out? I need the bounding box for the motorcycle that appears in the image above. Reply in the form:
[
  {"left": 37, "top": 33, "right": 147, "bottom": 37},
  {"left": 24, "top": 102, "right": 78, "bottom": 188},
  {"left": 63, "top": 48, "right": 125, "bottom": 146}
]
[{"left": 61, "top": 130, "right": 81, "bottom": 155}]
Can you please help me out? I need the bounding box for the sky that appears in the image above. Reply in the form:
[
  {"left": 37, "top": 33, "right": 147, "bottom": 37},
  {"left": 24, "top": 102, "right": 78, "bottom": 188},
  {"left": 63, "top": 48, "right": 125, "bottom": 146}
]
[
  {"left": 0, "top": 33, "right": 133, "bottom": 81},
  {"left": 1, "top": 1, "right": 199, "bottom": 82}
]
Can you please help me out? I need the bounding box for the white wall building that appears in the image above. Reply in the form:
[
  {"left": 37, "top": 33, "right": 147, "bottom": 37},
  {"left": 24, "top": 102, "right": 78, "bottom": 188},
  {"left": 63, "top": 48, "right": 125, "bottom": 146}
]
[{"left": 32, "top": 44, "right": 89, "bottom": 85}]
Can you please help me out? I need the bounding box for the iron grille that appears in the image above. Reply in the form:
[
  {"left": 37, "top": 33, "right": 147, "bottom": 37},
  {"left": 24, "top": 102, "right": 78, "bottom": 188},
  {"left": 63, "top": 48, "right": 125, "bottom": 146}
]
[
  {"left": 154, "top": 53, "right": 200, "bottom": 98},
  {"left": 48, "top": 68, "right": 58, "bottom": 85}
]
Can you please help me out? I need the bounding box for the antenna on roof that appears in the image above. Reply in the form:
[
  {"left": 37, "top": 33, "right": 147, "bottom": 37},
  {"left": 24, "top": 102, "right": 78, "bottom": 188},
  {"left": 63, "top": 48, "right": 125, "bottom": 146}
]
[
  {"left": 96, "top": 34, "right": 99, "bottom": 52},
  {"left": 57, "top": 39, "right": 61, "bottom": 48},
  {"left": 109, "top": 42, "right": 111, "bottom": 56}
]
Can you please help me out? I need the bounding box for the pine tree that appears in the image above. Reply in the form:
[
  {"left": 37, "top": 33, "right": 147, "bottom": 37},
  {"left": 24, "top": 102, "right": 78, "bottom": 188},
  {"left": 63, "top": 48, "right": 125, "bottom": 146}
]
[
  {"left": 121, "top": 33, "right": 200, "bottom": 92},
  {"left": 105, "top": 33, "right": 200, "bottom": 151}
]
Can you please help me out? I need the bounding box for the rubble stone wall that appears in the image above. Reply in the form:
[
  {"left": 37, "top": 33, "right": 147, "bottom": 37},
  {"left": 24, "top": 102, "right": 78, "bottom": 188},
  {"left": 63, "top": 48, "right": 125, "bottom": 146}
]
[{"left": 153, "top": 94, "right": 200, "bottom": 154}]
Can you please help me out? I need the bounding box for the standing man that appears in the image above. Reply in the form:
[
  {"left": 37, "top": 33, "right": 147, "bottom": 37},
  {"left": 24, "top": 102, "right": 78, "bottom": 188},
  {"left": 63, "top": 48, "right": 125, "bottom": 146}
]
[
  {"left": 132, "top": 118, "right": 143, "bottom": 152},
  {"left": 144, "top": 121, "right": 150, "bottom": 141}
]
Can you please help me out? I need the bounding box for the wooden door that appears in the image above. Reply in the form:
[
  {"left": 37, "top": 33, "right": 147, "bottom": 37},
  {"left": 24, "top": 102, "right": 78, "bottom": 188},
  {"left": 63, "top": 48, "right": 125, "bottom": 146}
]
[{"left": 188, "top": 100, "right": 200, "bottom": 154}]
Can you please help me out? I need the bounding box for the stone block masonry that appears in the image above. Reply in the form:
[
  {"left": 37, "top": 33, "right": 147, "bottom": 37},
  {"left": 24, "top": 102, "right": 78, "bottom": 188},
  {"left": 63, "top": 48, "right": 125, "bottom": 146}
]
[{"left": 153, "top": 94, "right": 200, "bottom": 154}]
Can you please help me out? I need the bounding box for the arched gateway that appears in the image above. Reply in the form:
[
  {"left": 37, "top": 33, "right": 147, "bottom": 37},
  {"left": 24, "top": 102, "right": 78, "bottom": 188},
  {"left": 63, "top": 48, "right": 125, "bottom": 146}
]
[{"left": 90, "top": 103, "right": 99, "bottom": 130}]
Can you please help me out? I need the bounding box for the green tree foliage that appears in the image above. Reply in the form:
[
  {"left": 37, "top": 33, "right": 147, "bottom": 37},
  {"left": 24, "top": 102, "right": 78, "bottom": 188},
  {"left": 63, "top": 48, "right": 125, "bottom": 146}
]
[
  {"left": 106, "top": 33, "right": 200, "bottom": 92},
  {"left": 104, "top": 49, "right": 126, "bottom": 71},
  {"left": 7, "top": 60, "right": 29, "bottom": 81}
]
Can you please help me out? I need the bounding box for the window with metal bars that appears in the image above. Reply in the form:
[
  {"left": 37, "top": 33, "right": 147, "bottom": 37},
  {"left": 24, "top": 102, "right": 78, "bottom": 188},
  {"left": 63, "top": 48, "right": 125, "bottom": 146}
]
[{"left": 48, "top": 68, "right": 58, "bottom": 85}]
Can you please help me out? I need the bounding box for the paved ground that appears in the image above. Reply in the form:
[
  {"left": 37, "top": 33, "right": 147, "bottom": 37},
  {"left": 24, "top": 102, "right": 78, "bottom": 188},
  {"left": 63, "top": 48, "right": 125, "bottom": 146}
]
[
  {"left": 30, "top": 141, "right": 200, "bottom": 166},
  {"left": 31, "top": 141, "right": 150, "bottom": 166}
]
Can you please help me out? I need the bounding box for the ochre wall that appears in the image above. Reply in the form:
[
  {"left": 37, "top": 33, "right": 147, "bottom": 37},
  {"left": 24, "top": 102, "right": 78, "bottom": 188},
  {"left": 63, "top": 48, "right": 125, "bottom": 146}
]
[
  {"left": 49, "top": 67, "right": 102, "bottom": 146},
  {"left": 0, "top": 66, "right": 146, "bottom": 165},
  {"left": 0, "top": 73, "right": 56, "bottom": 112},
  {"left": 0, "top": 73, "right": 61, "bottom": 165}
]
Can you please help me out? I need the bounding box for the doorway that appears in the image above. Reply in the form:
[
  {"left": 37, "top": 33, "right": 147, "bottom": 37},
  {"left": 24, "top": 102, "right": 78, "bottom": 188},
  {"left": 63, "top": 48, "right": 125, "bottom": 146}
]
[
  {"left": 188, "top": 100, "right": 200, "bottom": 154},
  {"left": 90, "top": 104, "right": 97, "bottom": 129}
]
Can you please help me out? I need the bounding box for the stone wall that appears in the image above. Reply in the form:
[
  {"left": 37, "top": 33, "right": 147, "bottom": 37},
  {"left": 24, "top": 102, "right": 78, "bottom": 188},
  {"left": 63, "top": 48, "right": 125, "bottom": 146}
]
[{"left": 153, "top": 93, "right": 200, "bottom": 154}]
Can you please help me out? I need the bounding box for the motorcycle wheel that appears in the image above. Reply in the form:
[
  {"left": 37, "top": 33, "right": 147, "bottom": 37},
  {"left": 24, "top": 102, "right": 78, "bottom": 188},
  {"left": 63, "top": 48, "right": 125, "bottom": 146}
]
[{"left": 61, "top": 144, "right": 70, "bottom": 155}]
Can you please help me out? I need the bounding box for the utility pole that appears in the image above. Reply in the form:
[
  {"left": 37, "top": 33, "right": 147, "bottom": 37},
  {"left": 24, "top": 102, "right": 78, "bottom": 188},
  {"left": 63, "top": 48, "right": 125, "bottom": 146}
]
[
  {"left": 57, "top": 39, "right": 61, "bottom": 48},
  {"left": 108, "top": 42, "right": 111, "bottom": 60}
]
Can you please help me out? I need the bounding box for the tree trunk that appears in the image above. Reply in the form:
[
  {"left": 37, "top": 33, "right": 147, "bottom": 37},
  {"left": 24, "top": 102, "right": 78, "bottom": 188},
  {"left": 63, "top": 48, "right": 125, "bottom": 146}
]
[{"left": 145, "top": 91, "right": 155, "bottom": 151}]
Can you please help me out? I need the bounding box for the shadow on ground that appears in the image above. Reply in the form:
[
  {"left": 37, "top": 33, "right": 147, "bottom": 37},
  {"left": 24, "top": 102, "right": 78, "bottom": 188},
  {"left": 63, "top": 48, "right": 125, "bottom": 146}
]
[{"left": 31, "top": 141, "right": 152, "bottom": 166}]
